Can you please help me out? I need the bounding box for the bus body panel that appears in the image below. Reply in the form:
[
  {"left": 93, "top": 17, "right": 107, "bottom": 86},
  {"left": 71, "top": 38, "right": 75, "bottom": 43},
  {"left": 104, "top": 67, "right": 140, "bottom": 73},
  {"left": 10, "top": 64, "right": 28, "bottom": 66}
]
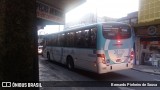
[
  {"left": 63, "top": 48, "right": 98, "bottom": 72},
  {"left": 52, "top": 47, "right": 63, "bottom": 62}
]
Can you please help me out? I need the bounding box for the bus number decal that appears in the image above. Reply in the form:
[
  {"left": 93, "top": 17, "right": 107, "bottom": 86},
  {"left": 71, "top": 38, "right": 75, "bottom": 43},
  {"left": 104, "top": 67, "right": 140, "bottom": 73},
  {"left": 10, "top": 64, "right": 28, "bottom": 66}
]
[{"left": 114, "top": 49, "right": 125, "bottom": 58}]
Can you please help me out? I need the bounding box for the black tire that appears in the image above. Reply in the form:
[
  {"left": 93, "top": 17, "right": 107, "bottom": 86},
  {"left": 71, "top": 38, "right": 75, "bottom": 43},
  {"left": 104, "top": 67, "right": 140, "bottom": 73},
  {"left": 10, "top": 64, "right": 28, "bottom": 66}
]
[
  {"left": 67, "top": 56, "right": 74, "bottom": 70},
  {"left": 47, "top": 53, "right": 51, "bottom": 61}
]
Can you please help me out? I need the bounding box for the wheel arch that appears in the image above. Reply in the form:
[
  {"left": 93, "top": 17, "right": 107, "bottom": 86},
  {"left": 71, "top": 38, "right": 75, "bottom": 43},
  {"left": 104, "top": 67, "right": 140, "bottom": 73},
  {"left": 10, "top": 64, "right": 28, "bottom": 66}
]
[{"left": 66, "top": 55, "right": 73, "bottom": 63}]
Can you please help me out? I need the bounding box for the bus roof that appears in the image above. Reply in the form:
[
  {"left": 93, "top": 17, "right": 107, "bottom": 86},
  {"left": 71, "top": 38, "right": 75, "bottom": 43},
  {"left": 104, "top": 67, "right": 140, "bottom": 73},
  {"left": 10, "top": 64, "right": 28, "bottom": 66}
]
[
  {"left": 65, "top": 22, "right": 129, "bottom": 30},
  {"left": 45, "top": 22, "right": 130, "bottom": 36}
]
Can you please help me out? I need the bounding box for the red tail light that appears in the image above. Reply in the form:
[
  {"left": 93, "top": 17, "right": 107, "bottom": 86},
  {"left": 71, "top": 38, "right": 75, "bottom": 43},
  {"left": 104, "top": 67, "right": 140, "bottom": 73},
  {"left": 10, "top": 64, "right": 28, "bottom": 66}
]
[{"left": 97, "top": 54, "right": 106, "bottom": 64}]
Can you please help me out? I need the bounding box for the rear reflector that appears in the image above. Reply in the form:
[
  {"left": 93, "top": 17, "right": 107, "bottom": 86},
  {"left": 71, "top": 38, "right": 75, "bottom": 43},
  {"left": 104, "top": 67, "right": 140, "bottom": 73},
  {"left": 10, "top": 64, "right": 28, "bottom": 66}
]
[
  {"left": 130, "top": 51, "right": 134, "bottom": 59},
  {"left": 97, "top": 54, "right": 106, "bottom": 64}
]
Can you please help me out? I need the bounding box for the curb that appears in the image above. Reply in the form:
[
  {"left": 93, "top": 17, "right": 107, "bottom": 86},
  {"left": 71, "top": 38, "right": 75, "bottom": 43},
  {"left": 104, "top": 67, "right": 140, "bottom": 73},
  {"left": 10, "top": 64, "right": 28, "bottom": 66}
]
[{"left": 132, "top": 68, "right": 160, "bottom": 75}]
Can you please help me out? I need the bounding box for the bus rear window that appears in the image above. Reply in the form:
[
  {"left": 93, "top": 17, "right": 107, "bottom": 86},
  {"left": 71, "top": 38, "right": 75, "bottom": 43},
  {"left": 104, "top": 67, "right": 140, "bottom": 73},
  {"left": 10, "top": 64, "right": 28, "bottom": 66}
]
[{"left": 102, "top": 24, "right": 131, "bottom": 39}]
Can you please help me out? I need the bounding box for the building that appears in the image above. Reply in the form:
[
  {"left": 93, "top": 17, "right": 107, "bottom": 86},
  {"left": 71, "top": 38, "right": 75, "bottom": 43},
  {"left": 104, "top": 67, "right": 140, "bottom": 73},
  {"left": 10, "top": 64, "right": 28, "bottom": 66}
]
[
  {"left": 135, "top": 0, "right": 160, "bottom": 66},
  {"left": 117, "top": 11, "right": 138, "bottom": 26},
  {"left": 138, "top": 0, "right": 160, "bottom": 23}
]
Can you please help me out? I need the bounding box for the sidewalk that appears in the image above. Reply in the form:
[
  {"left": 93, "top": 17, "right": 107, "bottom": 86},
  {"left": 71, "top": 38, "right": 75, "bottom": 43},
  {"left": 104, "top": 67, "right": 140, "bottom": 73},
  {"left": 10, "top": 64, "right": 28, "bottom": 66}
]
[{"left": 132, "top": 65, "right": 160, "bottom": 75}]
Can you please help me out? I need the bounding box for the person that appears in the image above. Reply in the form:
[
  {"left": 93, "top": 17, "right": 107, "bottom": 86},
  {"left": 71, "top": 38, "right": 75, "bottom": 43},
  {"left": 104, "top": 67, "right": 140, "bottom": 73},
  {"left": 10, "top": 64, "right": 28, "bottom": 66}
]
[{"left": 151, "top": 51, "right": 159, "bottom": 72}]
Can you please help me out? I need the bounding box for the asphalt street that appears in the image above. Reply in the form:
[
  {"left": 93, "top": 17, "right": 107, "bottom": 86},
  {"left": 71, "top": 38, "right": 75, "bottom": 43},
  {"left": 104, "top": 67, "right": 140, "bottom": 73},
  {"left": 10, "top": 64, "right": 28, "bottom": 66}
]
[{"left": 39, "top": 55, "right": 160, "bottom": 90}]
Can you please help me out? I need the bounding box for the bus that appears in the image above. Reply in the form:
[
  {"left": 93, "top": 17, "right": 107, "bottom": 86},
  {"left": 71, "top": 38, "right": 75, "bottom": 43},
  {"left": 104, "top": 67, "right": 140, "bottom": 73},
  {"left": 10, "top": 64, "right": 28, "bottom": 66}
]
[{"left": 42, "top": 22, "right": 135, "bottom": 74}]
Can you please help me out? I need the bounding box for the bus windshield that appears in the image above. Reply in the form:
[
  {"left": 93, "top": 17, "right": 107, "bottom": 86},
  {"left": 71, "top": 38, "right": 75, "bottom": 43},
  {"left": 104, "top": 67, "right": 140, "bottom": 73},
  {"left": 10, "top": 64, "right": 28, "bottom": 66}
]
[{"left": 102, "top": 23, "right": 131, "bottom": 39}]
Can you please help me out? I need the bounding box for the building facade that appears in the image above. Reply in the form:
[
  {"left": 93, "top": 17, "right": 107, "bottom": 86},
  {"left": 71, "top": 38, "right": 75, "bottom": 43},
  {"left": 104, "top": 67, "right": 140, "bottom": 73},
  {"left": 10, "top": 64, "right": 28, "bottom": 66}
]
[
  {"left": 138, "top": 0, "right": 160, "bottom": 23},
  {"left": 135, "top": 0, "right": 160, "bottom": 66}
]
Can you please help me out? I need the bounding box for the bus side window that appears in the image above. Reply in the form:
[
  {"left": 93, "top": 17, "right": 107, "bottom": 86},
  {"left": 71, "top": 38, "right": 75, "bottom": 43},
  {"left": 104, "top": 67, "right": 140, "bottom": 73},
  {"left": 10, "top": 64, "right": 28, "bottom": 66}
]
[
  {"left": 58, "top": 34, "right": 64, "bottom": 47},
  {"left": 82, "top": 29, "right": 89, "bottom": 48},
  {"left": 70, "top": 32, "right": 75, "bottom": 47},
  {"left": 57, "top": 34, "right": 60, "bottom": 46},
  {"left": 75, "top": 31, "right": 78, "bottom": 47},
  {"left": 66, "top": 32, "right": 70, "bottom": 47},
  {"left": 50, "top": 36, "right": 53, "bottom": 46},
  {"left": 90, "top": 28, "right": 97, "bottom": 49},
  {"left": 53, "top": 35, "right": 58, "bottom": 46},
  {"left": 48, "top": 37, "right": 52, "bottom": 46},
  {"left": 45, "top": 37, "right": 48, "bottom": 46},
  {"left": 50, "top": 36, "right": 54, "bottom": 46},
  {"left": 75, "top": 30, "right": 82, "bottom": 48},
  {"left": 61, "top": 33, "right": 65, "bottom": 47}
]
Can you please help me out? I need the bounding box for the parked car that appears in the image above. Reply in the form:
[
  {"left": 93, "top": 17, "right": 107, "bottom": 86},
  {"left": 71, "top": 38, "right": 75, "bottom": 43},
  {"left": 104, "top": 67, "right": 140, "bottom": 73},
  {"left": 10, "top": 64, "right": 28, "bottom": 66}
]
[{"left": 38, "top": 46, "right": 43, "bottom": 54}]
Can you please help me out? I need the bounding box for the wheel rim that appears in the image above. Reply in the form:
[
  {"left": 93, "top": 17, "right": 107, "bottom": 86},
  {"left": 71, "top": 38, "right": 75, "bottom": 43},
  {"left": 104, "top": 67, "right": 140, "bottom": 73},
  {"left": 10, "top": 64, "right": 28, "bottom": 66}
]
[
  {"left": 68, "top": 61, "right": 71, "bottom": 69},
  {"left": 67, "top": 59, "right": 74, "bottom": 70},
  {"left": 67, "top": 60, "right": 71, "bottom": 69}
]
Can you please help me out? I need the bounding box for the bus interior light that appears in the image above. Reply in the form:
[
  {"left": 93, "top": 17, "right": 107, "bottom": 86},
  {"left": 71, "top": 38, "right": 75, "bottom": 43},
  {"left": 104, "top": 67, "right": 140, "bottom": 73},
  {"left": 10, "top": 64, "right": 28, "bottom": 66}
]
[{"left": 85, "top": 30, "right": 89, "bottom": 32}]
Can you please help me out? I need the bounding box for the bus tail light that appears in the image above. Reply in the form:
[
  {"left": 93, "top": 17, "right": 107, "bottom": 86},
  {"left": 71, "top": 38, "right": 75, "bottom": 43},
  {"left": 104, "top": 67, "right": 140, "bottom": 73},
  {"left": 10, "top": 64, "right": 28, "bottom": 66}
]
[
  {"left": 97, "top": 54, "right": 106, "bottom": 64},
  {"left": 130, "top": 51, "right": 134, "bottom": 59},
  {"left": 129, "top": 51, "right": 134, "bottom": 63}
]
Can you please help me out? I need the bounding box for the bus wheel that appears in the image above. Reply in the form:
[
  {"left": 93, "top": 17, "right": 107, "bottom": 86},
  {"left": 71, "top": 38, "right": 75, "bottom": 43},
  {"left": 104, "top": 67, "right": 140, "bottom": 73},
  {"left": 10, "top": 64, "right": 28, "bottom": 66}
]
[
  {"left": 47, "top": 53, "right": 51, "bottom": 61},
  {"left": 67, "top": 57, "right": 74, "bottom": 70}
]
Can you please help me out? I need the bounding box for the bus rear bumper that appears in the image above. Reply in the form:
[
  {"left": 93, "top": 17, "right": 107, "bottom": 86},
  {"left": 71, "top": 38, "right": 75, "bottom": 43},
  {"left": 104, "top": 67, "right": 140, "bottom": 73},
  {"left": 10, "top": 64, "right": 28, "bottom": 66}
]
[{"left": 98, "top": 63, "right": 133, "bottom": 74}]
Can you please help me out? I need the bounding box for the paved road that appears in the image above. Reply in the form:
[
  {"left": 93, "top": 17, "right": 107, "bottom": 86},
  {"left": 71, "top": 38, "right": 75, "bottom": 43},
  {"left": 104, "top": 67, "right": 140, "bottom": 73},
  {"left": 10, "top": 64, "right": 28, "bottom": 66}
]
[{"left": 39, "top": 55, "right": 160, "bottom": 90}]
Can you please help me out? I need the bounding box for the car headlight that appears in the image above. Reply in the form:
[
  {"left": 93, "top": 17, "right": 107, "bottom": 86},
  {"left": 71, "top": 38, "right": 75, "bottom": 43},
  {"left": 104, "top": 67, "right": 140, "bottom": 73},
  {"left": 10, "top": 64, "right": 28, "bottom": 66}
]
[{"left": 38, "top": 49, "right": 42, "bottom": 53}]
